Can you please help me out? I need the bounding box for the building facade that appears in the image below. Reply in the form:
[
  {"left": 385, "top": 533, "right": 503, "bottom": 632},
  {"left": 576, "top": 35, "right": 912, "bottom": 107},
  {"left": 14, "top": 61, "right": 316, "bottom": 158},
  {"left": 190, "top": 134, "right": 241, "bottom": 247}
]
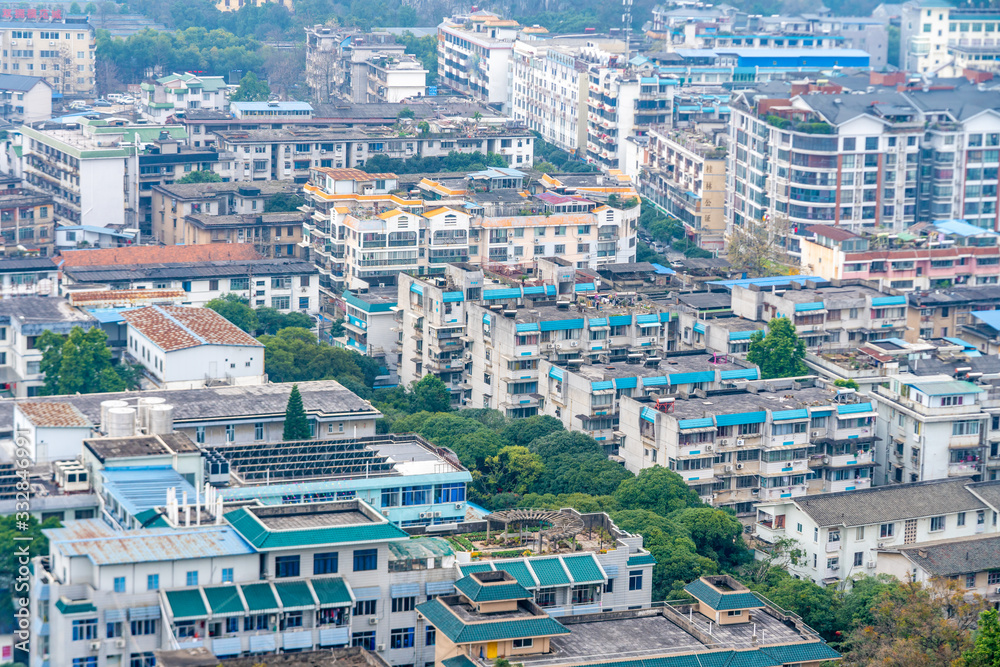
[
  {"left": 437, "top": 13, "right": 518, "bottom": 106},
  {"left": 140, "top": 72, "right": 230, "bottom": 124},
  {"left": 0, "top": 14, "right": 95, "bottom": 97},
  {"left": 901, "top": 0, "right": 1000, "bottom": 73}
]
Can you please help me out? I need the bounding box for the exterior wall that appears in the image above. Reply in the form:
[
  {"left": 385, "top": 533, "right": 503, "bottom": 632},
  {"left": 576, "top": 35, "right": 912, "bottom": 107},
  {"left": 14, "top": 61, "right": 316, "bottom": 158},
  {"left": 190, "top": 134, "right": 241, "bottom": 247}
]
[
  {"left": 12, "top": 407, "right": 92, "bottom": 464},
  {"left": 902, "top": 2, "right": 1000, "bottom": 73},
  {"left": 509, "top": 41, "right": 590, "bottom": 154},
  {"left": 125, "top": 327, "right": 264, "bottom": 388},
  {"left": 437, "top": 20, "right": 516, "bottom": 106},
  {"left": 0, "top": 19, "right": 96, "bottom": 96},
  {"left": 0, "top": 79, "right": 52, "bottom": 123},
  {"left": 174, "top": 415, "right": 377, "bottom": 447},
  {"left": 0, "top": 191, "right": 55, "bottom": 256}
]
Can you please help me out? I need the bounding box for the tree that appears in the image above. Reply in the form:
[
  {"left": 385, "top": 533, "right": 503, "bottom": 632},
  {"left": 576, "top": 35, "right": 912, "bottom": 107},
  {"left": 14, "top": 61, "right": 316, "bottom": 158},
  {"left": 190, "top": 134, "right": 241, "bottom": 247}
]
[
  {"left": 533, "top": 161, "right": 558, "bottom": 174},
  {"left": 834, "top": 378, "right": 860, "bottom": 390},
  {"left": 398, "top": 107, "right": 415, "bottom": 119},
  {"left": 960, "top": 608, "right": 1000, "bottom": 667},
  {"left": 282, "top": 384, "right": 310, "bottom": 440},
  {"left": 263, "top": 192, "right": 305, "bottom": 213},
  {"left": 500, "top": 415, "right": 563, "bottom": 448},
  {"left": 727, "top": 215, "right": 795, "bottom": 277},
  {"left": 230, "top": 71, "right": 270, "bottom": 102},
  {"left": 36, "top": 327, "right": 133, "bottom": 395},
  {"left": 670, "top": 507, "right": 750, "bottom": 568},
  {"left": 69, "top": 1, "right": 82, "bottom": 12},
  {"left": 260, "top": 327, "right": 380, "bottom": 388},
  {"left": 177, "top": 170, "right": 222, "bottom": 184},
  {"left": 417, "top": 120, "right": 430, "bottom": 134},
  {"left": 746, "top": 317, "right": 807, "bottom": 379},
  {"left": 409, "top": 374, "right": 451, "bottom": 413},
  {"left": 739, "top": 536, "right": 805, "bottom": 585},
  {"left": 480, "top": 446, "right": 544, "bottom": 496},
  {"left": 255, "top": 307, "right": 313, "bottom": 335},
  {"left": 612, "top": 466, "right": 703, "bottom": 516},
  {"left": 206, "top": 294, "right": 258, "bottom": 333}
]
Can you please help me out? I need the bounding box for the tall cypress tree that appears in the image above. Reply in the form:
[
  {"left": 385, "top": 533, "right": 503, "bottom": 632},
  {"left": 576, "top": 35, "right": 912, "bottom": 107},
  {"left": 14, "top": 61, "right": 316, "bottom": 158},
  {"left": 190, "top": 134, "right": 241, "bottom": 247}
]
[{"left": 283, "top": 384, "right": 310, "bottom": 440}]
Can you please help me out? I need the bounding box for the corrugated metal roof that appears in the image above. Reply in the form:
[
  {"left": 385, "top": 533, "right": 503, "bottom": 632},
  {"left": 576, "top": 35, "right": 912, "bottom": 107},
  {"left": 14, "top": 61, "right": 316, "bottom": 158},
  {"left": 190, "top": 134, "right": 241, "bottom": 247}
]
[
  {"left": 101, "top": 466, "right": 198, "bottom": 518},
  {"left": 54, "top": 526, "right": 254, "bottom": 565},
  {"left": 312, "top": 578, "right": 353, "bottom": 608},
  {"left": 561, "top": 554, "right": 604, "bottom": 584},
  {"left": 908, "top": 380, "right": 983, "bottom": 396}
]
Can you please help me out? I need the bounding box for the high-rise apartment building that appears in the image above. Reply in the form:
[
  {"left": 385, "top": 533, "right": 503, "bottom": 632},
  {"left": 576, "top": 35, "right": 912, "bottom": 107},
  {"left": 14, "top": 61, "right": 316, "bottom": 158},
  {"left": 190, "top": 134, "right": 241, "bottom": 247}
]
[
  {"left": 0, "top": 13, "right": 95, "bottom": 97},
  {"left": 437, "top": 12, "right": 519, "bottom": 107},
  {"left": 901, "top": 0, "right": 1000, "bottom": 73}
]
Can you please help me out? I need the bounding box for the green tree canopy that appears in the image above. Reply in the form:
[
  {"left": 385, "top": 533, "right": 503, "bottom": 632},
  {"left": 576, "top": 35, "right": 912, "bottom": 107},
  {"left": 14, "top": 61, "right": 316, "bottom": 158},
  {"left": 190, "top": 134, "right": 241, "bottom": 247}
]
[
  {"left": 282, "top": 384, "right": 310, "bottom": 440},
  {"left": 263, "top": 192, "right": 306, "bottom": 213},
  {"left": 37, "top": 327, "right": 138, "bottom": 395},
  {"left": 408, "top": 374, "right": 451, "bottom": 413},
  {"left": 260, "top": 327, "right": 380, "bottom": 391},
  {"left": 177, "top": 170, "right": 222, "bottom": 184},
  {"left": 612, "top": 466, "right": 704, "bottom": 516},
  {"left": 746, "top": 317, "right": 807, "bottom": 379},
  {"left": 231, "top": 71, "right": 270, "bottom": 102},
  {"left": 480, "top": 445, "right": 544, "bottom": 497},
  {"left": 960, "top": 608, "right": 1000, "bottom": 667},
  {"left": 205, "top": 293, "right": 258, "bottom": 333}
]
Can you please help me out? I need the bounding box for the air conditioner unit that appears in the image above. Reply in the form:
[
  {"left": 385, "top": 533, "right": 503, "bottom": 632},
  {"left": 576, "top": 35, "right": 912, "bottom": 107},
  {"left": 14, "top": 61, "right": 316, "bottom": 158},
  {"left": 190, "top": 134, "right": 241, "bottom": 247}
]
[
  {"left": 376, "top": 644, "right": 386, "bottom": 652},
  {"left": 822, "top": 456, "right": 831, "bottom": 464},
  {"left": 368, "top": 617, "right": 379, "bottom": 625},
  {"left": 455, "top": 502, "right": 463, "bottom": 509},
  {"left": 736, "top": 438, "right": 745, "bottom": 446},
  {"left": 866, "top": 561, "right": 876, "bottom": 569},
  {"left": 719, "top": 439, "right": 729, "bottom": 446},
  {"left": 321, "top": 149, "right": 327, "bottom": 154},
  {"left": 433, "top": 511, "right": 441, "bottom": 518},
  {"left": 419, "top": 512, "right": 429, "bottom": 519},
  {"left": 724, "top": 465, "right": 733, "bottom": 472},
  {"left": 736, "top": 463, "right": 744, "bottom": 470},
  {"left": 812, "top": 431, "right": 821, "bottom": 438},
  {"left": 114, "top": 638, "right": 126, "bottom": 649},
  {"left": 995, "top": 586, "right": 1000, "bottom": 595},
  {"left": 705, "top": 444, "right": 714, "bottom": 451},
  {"left": 89, "top": 642, "right": 101, "bottom": 652},
  {"left": 49, "top": 40, "right": 55, "bottom": 46},
  {"left": 381, "top": 509, "right": 390, "bottom": 516},
  {"left": 570, "top": 340, "right": 579, "bottom": 347}
]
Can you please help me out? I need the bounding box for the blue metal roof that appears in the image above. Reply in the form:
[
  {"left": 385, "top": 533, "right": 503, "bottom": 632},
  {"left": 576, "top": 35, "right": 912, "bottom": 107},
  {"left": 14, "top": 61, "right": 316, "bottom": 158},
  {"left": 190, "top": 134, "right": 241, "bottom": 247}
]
[
  {"left": 516, "top": 323, "right": 539, "bottom": 333},
  {"left": 972, "top": 310, "right": 1000, "bottom": 332},
  {"left": 730, "top": 329, "right": 765, "bottom": 341},
  {"left": 933, "top": 219, "right": 999, "bottom": 238},
  {"left": 678, "top": 417, "right": 714, "bottom": 429},
  {"left": 443, "top": 291, "right": 464, "bottom": 302},
  {"left": 650, "top": 263, "right": 676, "bottom": 275},
  {"left": 772, "top": 408, "right": 808, "bottom": 421},
  {"left": 609, "top": 315, "right": 632, "bottom": 326},
  {"left": 944, "top": 336, "right": 977, "bottom": 349},
  {"left": 721, "top": 368, "right": 759, "bottom": 380},
  {"left": 86, "top": 307, "right": 134, "bottom": 324},
  {"left": 795, "top": 302, "right": 825, "bottom": 312},
  {"left": 708, "top": 275, "right": 825, "bottom": 291},
  {"left": 837, "top": 402, "right": 874, "bottom": 415},
  {"left": 51, "top": 526, "right": 255, "bottom": 565},
  {"left": 484, "top": 287, "right": 522, "bottom": 300},
  {"left": 872, "top": 296, "right": 906, "bottom": 307},
  {"left": 591, "top": 381, "right": 614, "bottom": 391},
  {"left": 715, "top": 411, "right": 767, "bottom": 426},
  {"left": 102, "top": 466, "right": 198, "bottom": 518}
]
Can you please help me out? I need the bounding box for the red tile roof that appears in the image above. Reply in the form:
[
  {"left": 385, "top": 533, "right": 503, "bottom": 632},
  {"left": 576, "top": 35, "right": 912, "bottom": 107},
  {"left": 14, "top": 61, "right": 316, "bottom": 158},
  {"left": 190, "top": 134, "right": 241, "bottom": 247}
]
[
  {"left": 17, "top": 402, "right": 92, "bottom": 427},
  {"left": 122, "top": 305, "right": 262, "bottom": 352},
  {"left": 312, "top": 167, "right": 397, "bottom": 181},
  {"left": 59, "top": 244, "right": 261, "bottom": 267},
  {"left": 807, "top": 225, "right": 859, "bottom": 242}
]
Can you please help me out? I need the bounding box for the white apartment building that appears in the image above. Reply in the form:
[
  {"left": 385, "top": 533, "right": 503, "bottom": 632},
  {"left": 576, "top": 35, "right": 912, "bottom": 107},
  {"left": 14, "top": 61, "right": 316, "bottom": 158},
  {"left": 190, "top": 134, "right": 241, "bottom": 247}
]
[
  {"left": 620, "top": 382, "right": 879, "bottom": 516},
  {"left": 0, "top": 15, "right": 95, "bottom": 97},
  {"left": 0, "top": 296, "right": 98, "bottom": 397},
  {"left": 872, "top": 373, "right": 994, "bottom": 485},
  {"left": 122, "top": 305, "right": 266, "bottom": 390},
  {"left": 508, "top": 41, "right": 591, "bottom": 155},
  {"left": 754, "top": 477, "right": 1000, "bottom": 586},
  {"left": 140, "top": 72, "right": 230, "bottom": 124},
  {"left": 438, "top": 12, "right": 519, "bottom": 107},
  {"left": 901, "top": 0, "right": 1000, "bottom": 73},
  {"left": 0, "top": 73, "right": 51, "bottom": 123},
  {"left": 726, "top": 86, "right": 1000, "bottom": 236},
  {"left": 305, "top": 27, "right": 407, "bottom": 103},
  {"left": 366, "top": 55, "right": 427, "bottom": 104}
]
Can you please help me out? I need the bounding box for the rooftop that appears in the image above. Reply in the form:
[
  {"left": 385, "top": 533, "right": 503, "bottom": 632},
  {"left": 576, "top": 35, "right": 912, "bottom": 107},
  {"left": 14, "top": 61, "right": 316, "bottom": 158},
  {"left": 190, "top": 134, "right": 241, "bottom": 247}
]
[
  {"left": 63, "top": 258, "right": 317, "bottom": 282},
  {"left": 58, "top": 244, "right": 261, "bottom": 267},
  {"left": 675, "top": 292, "right": 733, "bottom": 311},
  {"left": 889, "top": 533, "right": 1000, "bottom": 577},
  {"left": 122, "top": 305, "right": 262, "bottom": 352},
  {"left": 3, "top": 380, "right": 378, "bottom": 432},
  {"left": 84, "top": 432, "right": 200, "bottom": 463},
  {"left": 558, "top": 353, "right": 752, "bottom": 382},
  {"left": 16, "top": 401, "right": 91, "bottom": 428},
  {"left": 669, "top": 384, "right": 840, "bottom": 420},
  {"left": 769, "top": 478, "right": 999, "bottom": 527},
  {"left": 908, "top": 285, "right": 1000, "bottom": 307},
  {"left": 0, "top": 73, "right": 52, "bottom": 92},
  {"left": 0, "top": 296, "right": 96, "bottom": 334},
  {"left": 152, "top": 180, "right": 300, "bottom": 200},
  {"left": 46, "top": 522, "right": 254, "bottom": 565}
]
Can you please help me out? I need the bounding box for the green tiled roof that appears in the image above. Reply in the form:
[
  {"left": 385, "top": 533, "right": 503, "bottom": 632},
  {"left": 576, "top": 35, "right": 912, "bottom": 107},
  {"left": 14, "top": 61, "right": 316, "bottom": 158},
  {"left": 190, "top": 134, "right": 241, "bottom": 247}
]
[
  {"left": 203, "top": 586, "right": 245, "bottom": 616},
  {"left": 724, "top": 650, "right": 782, "bottom": 667},
  {"left": 627, "top": 553, "right": 657, "bottom": 567},
  {"left": 55, "top": 599, "right": 96, "bottom": 615},
  {"left": 562, "top": 554, "right": 604, "bottom": 584},
  {"left": 683, "top": 579, "right": 763, "bottom": 611},
  {"left": 416, "top": 599, "right": 570, "bottom": 644},
  {"left": 493, "top": 561, "right": 537, "bottom": 588},
  {"left": 547, "top": 644, "right": 839, "bottom": 667},
  {"left": 442, "top": 656, "right": 478, "bottom": 667},
  {"left": 759, "top": 642, "right": 841, "bottom": 663},
  {"left": 133, "top": 508, "right": 170, "bottom": 528},
  {"left": 165, "top": 589, "right": 208, "bottom": 620},
  {"left": 241, "top": 583, "right": 280, "bottom": 613},
  {"left": 274, "top": 580, "right": 315, "bottom": 611},
  {"left": 454, "top": 576, "right": 532, "bottom": 603},
  {"left": 312, "top": 577, "right": 353, "bottom": 608},
  {"left": 224, "top": 507, "right": 408, "bottom": 549},
  {"left": 528, "top": 558, "right": 570, "bottom": 586},
  {"left": 458, "top": 563, "right": 494, "bottom": 577}
]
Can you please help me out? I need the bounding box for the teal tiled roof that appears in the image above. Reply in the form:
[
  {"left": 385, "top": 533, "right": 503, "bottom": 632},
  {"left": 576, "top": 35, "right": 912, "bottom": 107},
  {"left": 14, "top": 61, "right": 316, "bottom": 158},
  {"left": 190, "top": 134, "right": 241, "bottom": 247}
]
[
  {"left": 562, "top": 554, "right": 604, "bottom": 584},
  {"left": 274, "top": 580, "right": 315, "bottom": 611},
  {"left": 416, "top": 599, "right": 570, "bottom": 644},
  {"left": 458, "top": 563, "right": 494, "bottom": 577},
  {"left": 627, "top": 553, "right": 657, "bottom": 567},
  {"left": 241, "top": 583, "right": 280, "bottom": 613},
  {"left": 683, "top": 579, "right": 763, "bottom": 611},
  {"left": 55, "top": 599, "right": 96, "bottom": 615},
  {"left": 224, "top": 507, "right": 408, "bottom": 549},
  {"left": 528, "top": 557, "right": 570, "bottom": 586},
  {"left": 165, "top": 589, "right": 208, "bottom": 620},
  {"left": 312, "top": 577, "right": 353, "bottom": 607},
  {"left": 442, "top": 656, "right": 477, "bottom": 667},
  {"left": 454, "top": 576, "right": 532, "bottom": 603},
  {"left": 541, "top": 643, "right": 839, "bottom": 667},
  {"left": 493, "top": 560, "right": 537, "bottom": 588},
  {"left": 203, "top": 586, "right": 245, "bottom": 616},
  {"left": 760, "top": 642, "right": 841, "bottom": 663}
]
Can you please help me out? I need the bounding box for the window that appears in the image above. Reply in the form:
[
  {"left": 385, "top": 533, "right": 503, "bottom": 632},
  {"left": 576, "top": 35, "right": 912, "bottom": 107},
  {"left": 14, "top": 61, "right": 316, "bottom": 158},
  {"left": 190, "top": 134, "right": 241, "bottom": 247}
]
[
  {"left": 382, "top": 488, "right": 400, "bottom": 507},
  {"left": 225, "top": 424, "right": 235, "bottom": 442},
  {"left": 392, "top": 596, "right": 415, "bottom": 612},
  {"left": 854, "top": 552, "right": 864, "bottom": 567},
  {"left": 354, "top": 599, "right": 376, "bottom": 616},
  {"left": 299, "top": 296, "right": 310, "bottom": 309},
  {"left": 426, "top": 626, "right": 436, "bottom": 646},
  {"left": 107, "top": 621, "right": 123, "bottom": 638},
  {"left": 536, "top": 588, "right": 556, "bottom": 607},
  {"left": 880, "top": 523, "right": 895, "bottom": 538},
  {"left": 186, "top": 571, "right": 199, "bottom": 586},
  {"left": 222, "top": 567, "right": 233, "bottom": 583},
  {"left": 73, "top": 659, "right": 97, "bottom": 667},
  {"left": 390, "top": 627, "right": 415, "bottom": 649},
  {"left": 628, "top": 570, "right": 643, "bottom": 591},
  {"left": 966, "top": 573, "right": 977, "bottom": 588},
  {"left": 953, "top": 421, "right": 980, "bottom": 436},
  {"left": 272, "top": 296, "right": 290, "bottom": 309},
  {"left": 314, "top": 552, "right": 338, "bottom": 574},
  {"left": 147, "top": 574, "right": 159, "bottom": 590},
  {"left": 196, "top": 426, "right": 205, "bottom": 444},
  {"left": 130, "top": 619, "right": 156, "bottom": 635},
  {"left": 958, "top": 512, "right": 966, "bottom": 527},
  {"left": 226, "top": 617, "right": 240, "bottom": 633},
  {"left": 352, "top": 630, "right": 376, "bottom": 650},
  {"left": 989, "top": 571, "right": 1000, "bottom": 585},
  {"left": 254, "top": 422, "right": 264, "bottom": 440},
  {"left": 354, "top": 548, "right": 378, "bottom": 571},
  {"left": 72, "top": 619, "right": 98, "bottom": 641},
  {"left": 284, "top": 611, "right": 303, "bottom": 629},
  {"left": 131, "top": 653, "right": 156, "bottom": 667},
  {"left": 930, "top": 516, "right": 945, "bottom": 531},
  {"left": 276, "top": 555, "right": 300, "bottom": 578},
  {"left": 114, "top": 576, "right": 126, "bottom": 593},
  {"left": 513, "top": 638, "right": 534, "bottom": 648}
]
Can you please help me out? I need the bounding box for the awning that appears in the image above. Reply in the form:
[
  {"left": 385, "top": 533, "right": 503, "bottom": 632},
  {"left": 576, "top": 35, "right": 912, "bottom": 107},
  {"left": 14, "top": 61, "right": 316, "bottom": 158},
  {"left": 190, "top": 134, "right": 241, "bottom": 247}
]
[
  {"left": 693, "top": 321, "right": 706, "bottom": 333},
  {"left": 715, "top": 411, "right": 766, "bottom": 426},
  {"left": 165, "top": 590, "right": 207, "bottom": 621},
  {"left": 426, "top": 581, "right": 456, "bottom": 596},
  {"left": 274, "top": 581, "right": 316, "bottom": 612},
  {"left": 772, "top": 409, "right": 808, "bottom": 421},
  {"left": 678, "top": 417, "right": 715, "bottom": 430},
  {"left": 203, "top": 586, "right": 246, "bottom": 617},
  {"left": 283, "top": 631, "right": 313, "bottom": 650},
  {"left": 352, "top": 586, "right": 381, "bottom": 600},
  {"left": 211, "top": 637, "right": 242, "bottom": 657},
  {"left": 391, "top": 582, "right": 421, "bottom": 598},
  {"left": 318, "top": 627, "right": 351, "bottom": 647},
  {"left": 602, "top": 564, "right": 619, "bottom": 578},
  {"left": 249, "top": 634, "right": 276, "bottom": 653},
  {"left": 312, "top": 578, "right": 353, "bottom": 608},
  {"left": 129, "top": 606, "right": 161, "bottom": 621},
  {"left": 241, "top": 583, "right": 280, "bottom": 614},
  {"left": 105, "top": 609, "right": 126, "bottom": 623}
]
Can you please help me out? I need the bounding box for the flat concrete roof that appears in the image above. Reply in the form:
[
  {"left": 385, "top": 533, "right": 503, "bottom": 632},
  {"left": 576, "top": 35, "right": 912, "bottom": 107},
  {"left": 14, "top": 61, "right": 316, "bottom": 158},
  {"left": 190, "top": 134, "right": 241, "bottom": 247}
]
[{"left": 669, "top": 385, "right": 839, "bottom": 419}]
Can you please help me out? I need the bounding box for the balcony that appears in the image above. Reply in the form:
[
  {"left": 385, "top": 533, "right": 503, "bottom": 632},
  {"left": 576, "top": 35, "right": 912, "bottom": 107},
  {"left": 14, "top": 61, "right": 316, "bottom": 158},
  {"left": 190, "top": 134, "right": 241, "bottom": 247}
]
[
  {"left": 760, "top": 459, "right": 808, "bottom": 475},
  {"left": 949, "top": 460, "right": 982, "bottom": 477},
  {"left": 758, "top": 484, "right": 808, "bottom": 501}
]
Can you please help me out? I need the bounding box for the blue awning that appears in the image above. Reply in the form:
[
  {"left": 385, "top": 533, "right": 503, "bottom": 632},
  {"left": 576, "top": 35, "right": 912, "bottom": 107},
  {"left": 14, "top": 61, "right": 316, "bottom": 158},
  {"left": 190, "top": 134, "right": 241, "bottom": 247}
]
[
  {"left": 669, "top": 371, "right": 715, "bottom": 385},
  {"left": 660, "top": 312, "right": 671, "bottom": 323},
  {"left": 523, "top": 285, "right": 546, "bottom": 296},
  {"left": 589, "top": 318, "right": 609, "bottom": 327},
  {"left": 615, "top": 377, "right": 638, "bottom": 389},
  {"left": 540, "top": 319, "right": 584, "bottom": 331},
  {"left": 609, "top": 315, "right": 632, "bottom": 326},
  {"left": 443, "top": 291, "right": 464, "bottom": 302},
  {"left": 636, "top": 314, "right": 659, "bottom": 325},
  {"left": 729, "top": 330, "right": 764, "bottom": 341},
  {"left": 642, "top": 376, "right": 668, "bottom": 387},
  {"left": 410, "top": 284, "right": 423, "bottom": 294},
  {"left": 651, "top": 263, "right": 675, "bottom": 275},
  {"left": 693, "top": 321, "right": 706, "bottom": 333},
  {"left": 715, "top": 411, "right": 767, "bottom": 426},
  {"left": 426, "top": 581, "right": 456, "bottom": 596},
  {"left": 591, "top": 381, "right": 614, "bottom": 391},
  {"left": 549, "top": 367, "right": 565, "bottom": 380},
  {"left": 721, "top": 368, "right": 759, "bottom": 380},
  {"left": 837, "top": 402, "right": 874, "bottom": 415},
  {"left": 390, "top": 583, "right": 420, "bottom": 598},
  {"left": 574, "top": 282, "right": 596, "bottom": 292},
  {"left": 640, "top": 407, "right": 658, "bottom": 423},
  {"left": 516, "top": 323, "right": 539, "bottom": 333},
  {"left": 872, "top": 296, "right": 906, "bottom": 307},
  {"left": 483, "top": 313, "right": 492, "bottom": 324},
  {"left": 484, "top": 287, "right": 522, "bottom": 300},
  {"left": 794, "top": 302, "right": 825, "bottom": 312},
  {"left": 678, "top": 417, "right": 715, "bottom": 429},
  {"left": 772, "top": 408, "right": 808, "bottom": 421}
]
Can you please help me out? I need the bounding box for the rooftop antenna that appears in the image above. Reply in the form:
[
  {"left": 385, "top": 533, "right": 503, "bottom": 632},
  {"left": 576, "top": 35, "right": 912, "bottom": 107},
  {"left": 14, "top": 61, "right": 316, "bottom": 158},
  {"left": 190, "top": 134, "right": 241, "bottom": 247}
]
[{"left": 623, "top": 0, "right": 633, "bottom": 62}]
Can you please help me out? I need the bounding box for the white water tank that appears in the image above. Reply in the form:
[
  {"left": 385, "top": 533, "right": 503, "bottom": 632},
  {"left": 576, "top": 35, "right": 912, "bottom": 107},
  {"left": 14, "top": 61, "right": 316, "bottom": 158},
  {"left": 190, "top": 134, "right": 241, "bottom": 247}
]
[
  {"left": 148, "top": 404, "right": 174, "bottom": 435},
  {"left": 100, "top": 400, "right": 129, "bottom": 433},
  {"left": 106, "top": 407, "right": 136, "bottom": 438},
  {"left": 137, "top": 396, "right": 166, "bottom": 431}
]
